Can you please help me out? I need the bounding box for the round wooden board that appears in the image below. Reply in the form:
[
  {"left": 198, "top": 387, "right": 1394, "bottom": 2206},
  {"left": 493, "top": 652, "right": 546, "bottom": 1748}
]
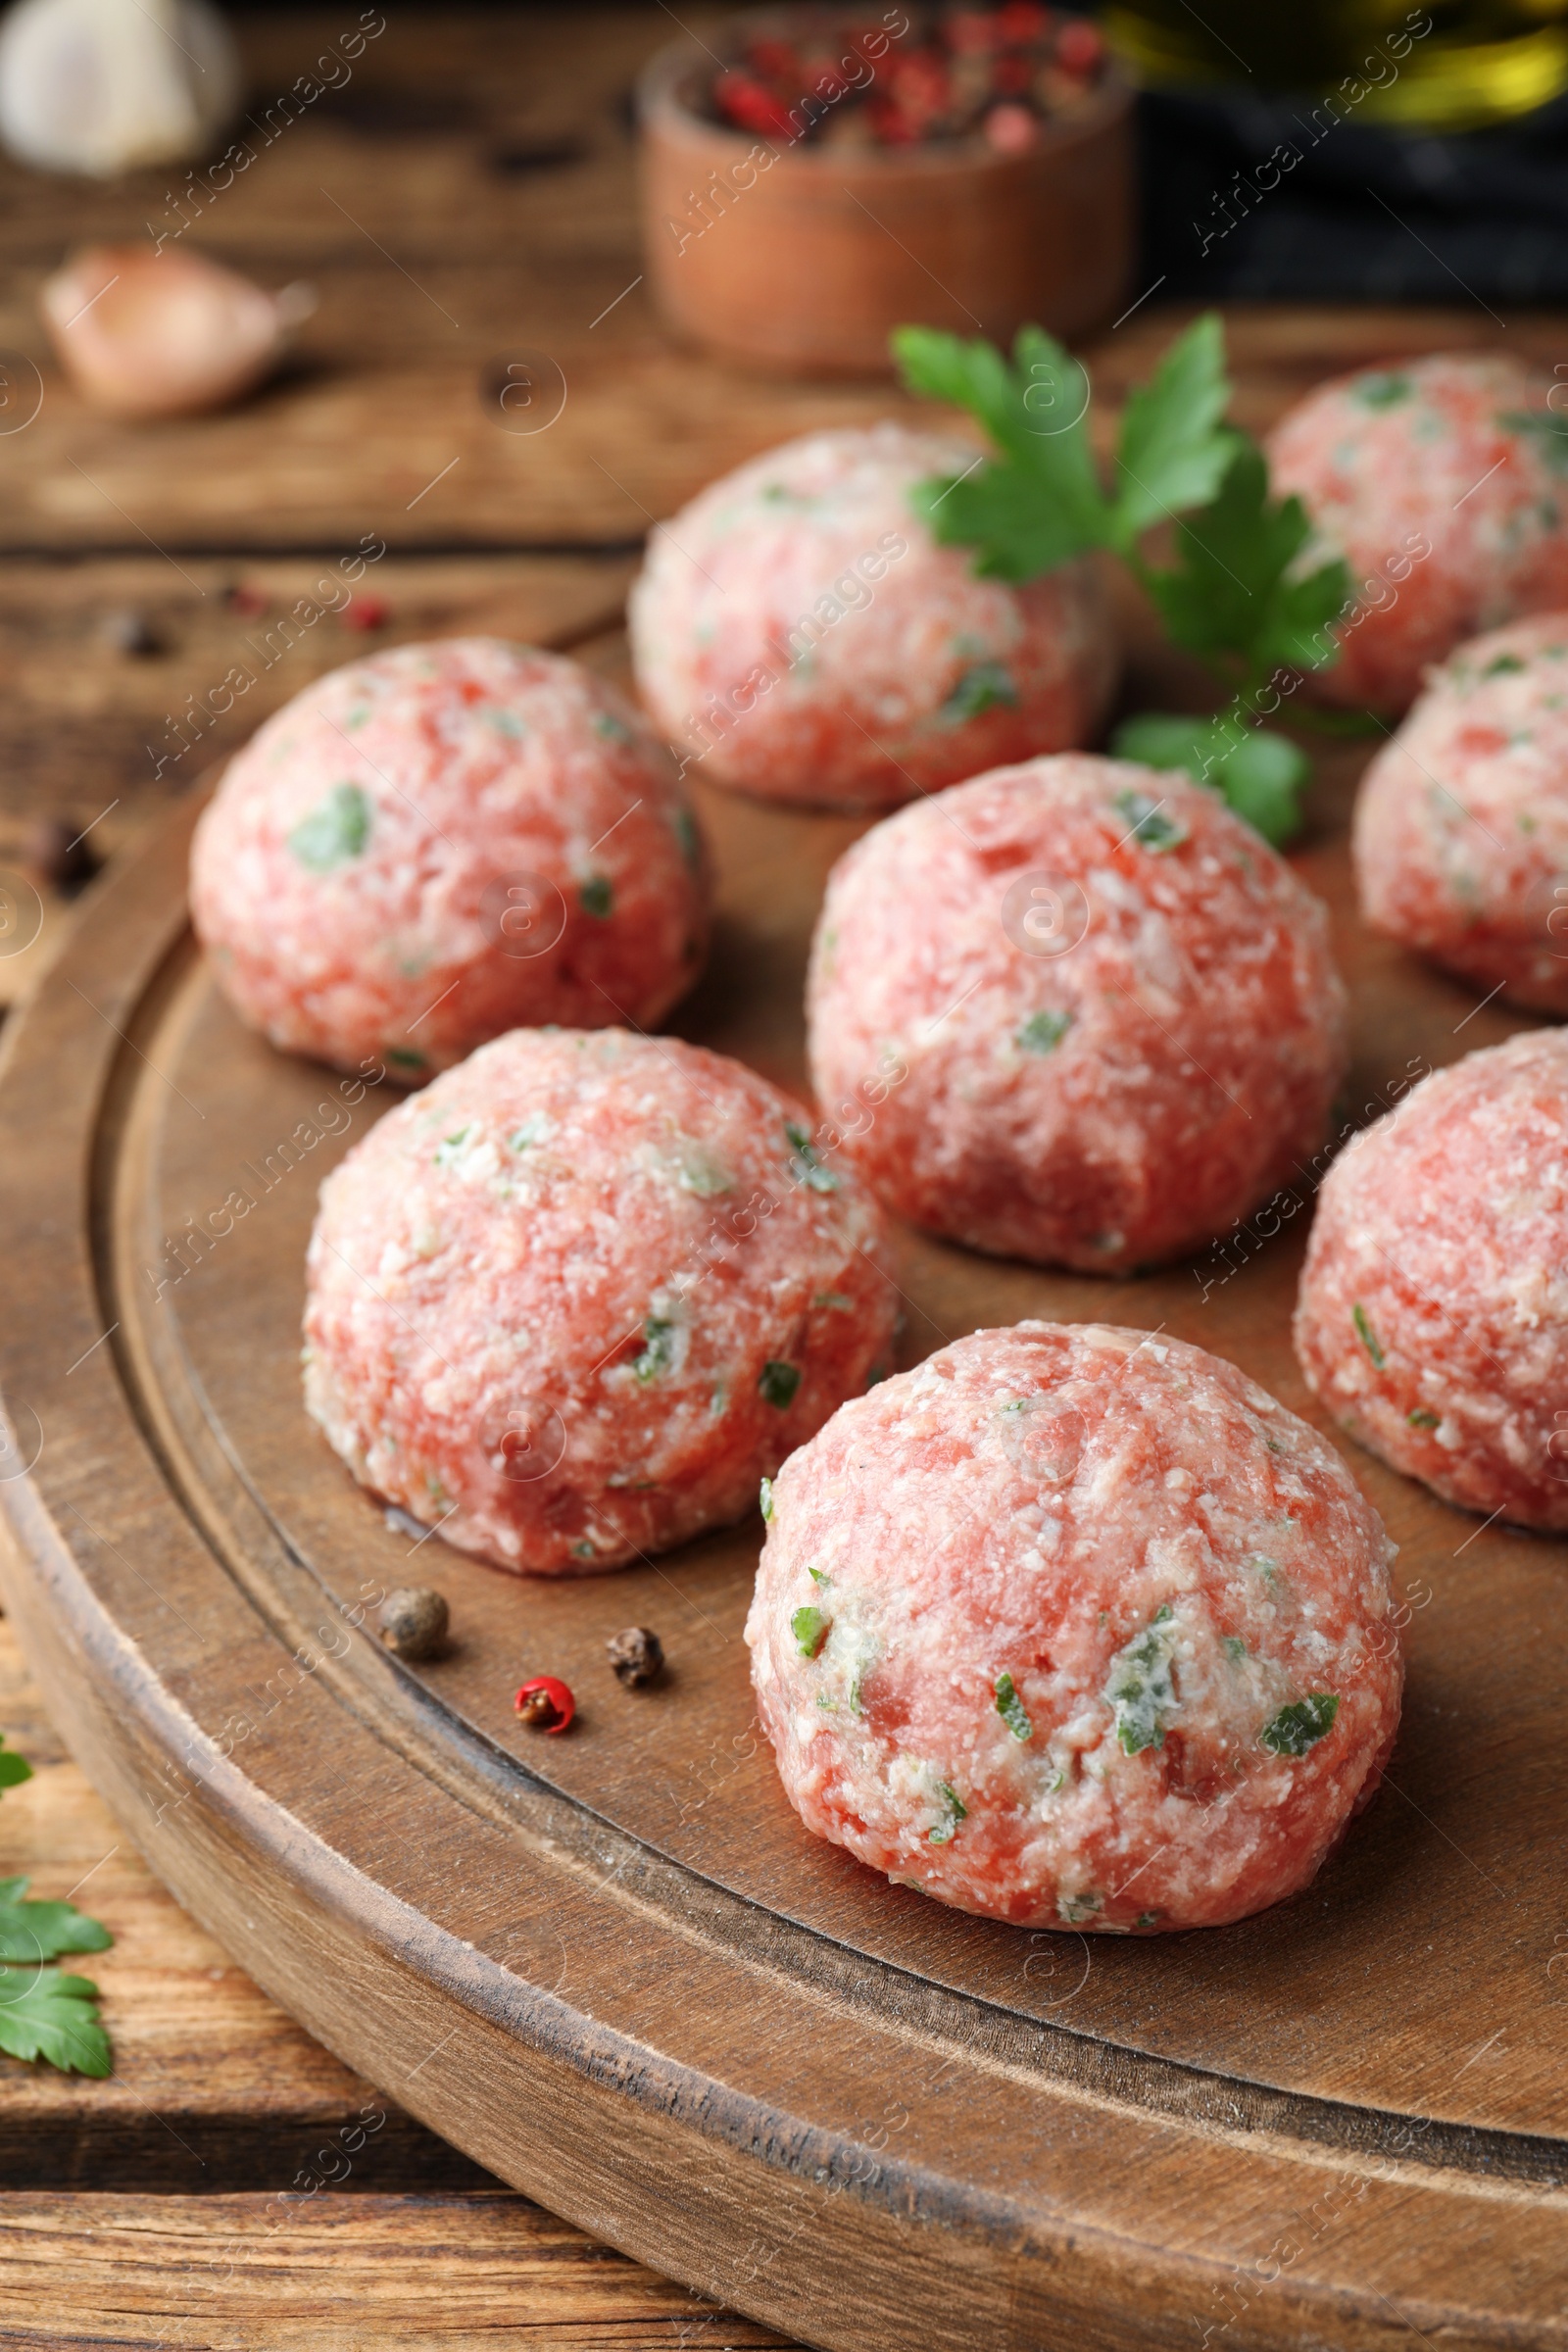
[{"left": 2, "top": 721, "right": 1566, "bottom": 2352}]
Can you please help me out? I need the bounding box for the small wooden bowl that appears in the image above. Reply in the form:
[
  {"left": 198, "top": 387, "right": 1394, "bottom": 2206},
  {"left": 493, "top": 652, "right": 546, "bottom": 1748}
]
[{"left": 637, "top": 20, "right": 1136, "bottom": 376}]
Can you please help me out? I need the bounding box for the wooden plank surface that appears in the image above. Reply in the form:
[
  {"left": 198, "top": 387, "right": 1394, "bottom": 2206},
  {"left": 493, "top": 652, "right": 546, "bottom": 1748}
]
[
  {"left": 0, "top": 2193, "right": 798, "bottom": 2350},
  {"left": 0, "top": 1608, "right": 801, "bottom": 2346}
]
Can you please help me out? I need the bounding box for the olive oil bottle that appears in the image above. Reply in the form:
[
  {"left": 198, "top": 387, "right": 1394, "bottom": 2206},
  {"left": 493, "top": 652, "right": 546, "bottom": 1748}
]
[{"left": 1103, "top": 2, "right": 1568, "bottom": 129}]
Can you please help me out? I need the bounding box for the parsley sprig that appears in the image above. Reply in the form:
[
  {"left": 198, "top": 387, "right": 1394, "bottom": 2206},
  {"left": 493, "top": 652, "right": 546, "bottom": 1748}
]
[
  {"left": 0, "top": 1735, "right": 114, "bottom": 2076},
  {"left": 893, "top": 316, "right": 1352, "bottom": 846}
]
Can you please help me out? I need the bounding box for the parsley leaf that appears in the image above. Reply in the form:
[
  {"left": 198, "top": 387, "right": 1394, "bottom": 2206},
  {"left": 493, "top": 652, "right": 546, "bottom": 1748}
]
[
  {"left": 1017, "top": 1006, "right": 1072, "bottom": 1054},
  {"left": 784, "top": 1121, "right": 838, "bottom": 1193},
  {"left": 1111, "top": 711, "right": 1310, "bottom": 849},
  {"left": 0, "top": 1964, "right": 111, "bottom": 2076},
  {"left": 1113, "top": 788, "right": 1188, "bottom": 853},
  {"left": 1112, "top": 311, "right": 1235, "bottom": 544},
  {"left": 759, "top": 1476, "right": 774, "bottom": 1522},
  {"left": 1352, "top": 1303, "right": 1386, "bottom": 1368},
  {"left": 895, "top": 316, "right": 1356, "bottom": 849},
  {"left": 895, "top": 316, "right": 1231, "bottom": 580},
  {"left": 1261, "top": 1692, "right": 1340, "bottom": 1757},
  {"left": 994, "top": 1673, "right": 1033, "bottom": 1740},
  {"left": 288, "top": 781, "right": 370, "bottom": 871},
  {"left": 632, "top": 1317, "right": 678, "bottom": 1383},
  {"left": 928, "top": 1782, "right": 967, "bottom": 1843},
  {"left": 759, "top": 1360, "right": 802, "bottom": 1409},
  {"left": 1105, "top": 1604, "right": 1179, "bottom": 1755},
  {"left": 0, "top": 1734, "right": 31, "bottom": 1792},
  {"left": 0, "top": 1877, "right": 113, "bottom": 1962},
  {"left": 1146, "top": 435, "right": 1349, "bottom": 679},
  {"left": 791, "top": 1604, "right": 829, "bottom": 1658}
]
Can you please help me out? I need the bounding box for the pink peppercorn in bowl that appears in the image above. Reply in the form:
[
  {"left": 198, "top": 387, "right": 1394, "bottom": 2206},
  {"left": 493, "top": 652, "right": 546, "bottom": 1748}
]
[{"left": 638, "top": 4, "right": 1135, "bottom": 374}]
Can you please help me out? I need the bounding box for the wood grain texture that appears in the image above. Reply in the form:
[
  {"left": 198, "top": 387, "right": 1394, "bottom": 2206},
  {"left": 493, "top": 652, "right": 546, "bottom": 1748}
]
[{"left": 0, "top": 2192, "right": 800, "bottom": 2348}]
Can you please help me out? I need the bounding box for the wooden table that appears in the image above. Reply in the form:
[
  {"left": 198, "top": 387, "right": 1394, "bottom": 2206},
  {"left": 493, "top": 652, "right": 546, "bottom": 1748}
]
[{"left": 2, "top": 10, "right": 1563, "bottom": 2345}]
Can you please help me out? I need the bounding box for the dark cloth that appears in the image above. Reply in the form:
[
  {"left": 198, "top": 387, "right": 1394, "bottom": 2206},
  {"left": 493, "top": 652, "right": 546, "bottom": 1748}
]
[{"left": 1138, "top": 83, "right": 1568, "bottom": 306}]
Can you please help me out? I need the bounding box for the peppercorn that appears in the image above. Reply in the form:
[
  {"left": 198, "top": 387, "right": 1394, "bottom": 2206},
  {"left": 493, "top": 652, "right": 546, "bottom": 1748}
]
[
  {"left": 99, "top": 607, "right": 161, "bottom": 657},
  {"left": 378, "top": 1586, "right": 449, "bottom": 1662},
  {"left": 607, "top": 1626, "right": 663, "bottom": 1688},
  {"left": 514, "top": 1674, "right": 575, "bottom": 1733},
  {"left": 22, "top": 816, "right": 97, "bottom": 894}
]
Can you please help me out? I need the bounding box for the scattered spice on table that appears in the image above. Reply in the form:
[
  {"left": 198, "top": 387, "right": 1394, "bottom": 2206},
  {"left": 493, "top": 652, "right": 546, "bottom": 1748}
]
[
  {"left": 607, "top": 1626, "right": 664, "bottom": 1687},
  {"left": 515, "top": 1675, "right": 575, "bottom": 1733}
]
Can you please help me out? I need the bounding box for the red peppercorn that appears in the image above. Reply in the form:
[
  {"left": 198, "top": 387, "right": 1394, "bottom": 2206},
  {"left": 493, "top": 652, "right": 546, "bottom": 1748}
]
[
  {"left": 514, "top": 1674, "right": 575, "bottom": 1734},
  {"left": 341, "top": 593, "right": 390, "bottom": 632},
  {"left": 998, "top": 0, "right": 1050, "bottom": 40},
  {"left": 1054, "top": 18, "right": 1104, "bottom": 74},
  {"left": 714, "top": 69, "right": 798, "bottom": 140}
]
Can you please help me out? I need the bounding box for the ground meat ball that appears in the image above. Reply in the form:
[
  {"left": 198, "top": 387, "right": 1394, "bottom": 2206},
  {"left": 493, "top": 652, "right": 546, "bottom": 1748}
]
[
  {"left": 304, "top": 1028, "right": 898, "bottom": 1574},
  {"left": 1295, "top": 1031, "right": 1568, "bottom": 1531},
  {"left": 806, "top": 755, "right": 1346, "bottom": 1273},
  {"left": 1354, "top": 612, "right": 1568, "bottom": 1013},
  {"left": 747, "top": 1323, "right": 1400, "bottom": 1933},
  {"left": 628, "top": 423, "right": 1116, "bottom": 808},
  {"left": 191, "top": 638, "right": 710, "bottom": 1082},
  {"left": 1267, "top": 353, "right": 1568, "bottom": 711}
]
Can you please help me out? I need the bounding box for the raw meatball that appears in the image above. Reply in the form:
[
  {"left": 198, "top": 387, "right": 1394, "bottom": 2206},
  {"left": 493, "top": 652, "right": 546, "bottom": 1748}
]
[
  {"left": 807, "top": 754, "right": 1346, "bottom": 1272},
  {"left": 191, "top": 638, "right": 710, "bottom": 1082},
  {"left": 1295, "top": 1031, "right": 1568, "bottom": 1530},
  {"left": 1354, "top": 612, "right": 1568, "bottom": 1013},
  {"left": 1268, "top": 353, "right": 1568, "bottom": 711},
  {"left": 628, "top": 422, "right": 1116, "bottom": 809},
  {"left": 747, "top": 1323, "right": 1400, "bottom": 1934},
  {"left": 304, "top": 1027, "right": 898, "bottom": 1574}
]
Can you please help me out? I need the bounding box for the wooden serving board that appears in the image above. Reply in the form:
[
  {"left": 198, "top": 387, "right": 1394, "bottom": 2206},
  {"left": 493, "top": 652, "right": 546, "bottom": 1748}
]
[{"left": 1, "top": 661, "right": 1565, "bottom": 2352}]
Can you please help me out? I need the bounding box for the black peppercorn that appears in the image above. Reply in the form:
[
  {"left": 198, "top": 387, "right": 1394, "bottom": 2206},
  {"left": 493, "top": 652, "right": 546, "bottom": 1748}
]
[
  {"left": 378, "top": 1586, "right": 449, "bottom": 1662},
  {"left": 607, "top": 1626, "right": 663, "bottom": 1687}
]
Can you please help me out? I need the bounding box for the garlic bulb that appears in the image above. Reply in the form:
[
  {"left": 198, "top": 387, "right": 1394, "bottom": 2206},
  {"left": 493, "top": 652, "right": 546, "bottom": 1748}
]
[
  {"left": 0, "top": 0, "right": 239, "bottom": 178},
  {"left": 41, "top": 244, "right": 314, "bottom": 421}
]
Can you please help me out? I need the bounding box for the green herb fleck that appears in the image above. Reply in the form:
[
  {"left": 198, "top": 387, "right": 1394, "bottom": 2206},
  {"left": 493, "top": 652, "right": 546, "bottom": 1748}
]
[
  {"left": 1105, "top": 1604, "right": 1179, "bottom": 1755},
  {"left": 1261, "top": 1692, "right": 1340, "bottom": 1756},
  {"left": 994, "top": 1672, "right": 1033, "bottom": 1741},
  {"left": 592, "top": 709, "right": 632, "bottom": 744},
  {"left": 633, "top": 1318, "right": 677, "bottom": 1384},
  {"left": 759, "top": 1476, "right": 774, "bottom": 1522},
  {"left": 813, "top": 1291, "right": 854, "bottom": 1310},
  {"left": 510, "top": 1116, "right": 548, "bottom": 1151},
  {"left": 0, "top": 1736, "right": 31, "bottom": 1794},
  {"left": 1483, "top": 653, "right": 1527, "bottom": 676},
  {"left": 759, "top": 1360, "right": 802, "bottom": 1409},
  {"left": 672, "top": 805, "right": 702, "bottom": 870},
  {"left": 1407, "top": 1407, "right": 1441, "bottom": 1430},
  {"left": 939, "top": 661, "right": 1018, "bottom": 724},
  {"left": 1135, "top": 1909, "right": 1160, "bottom": 1928},
  {"left": 1500, "top": 409, "right": 1568, "bottom": 476},
  {"left": 579, "top": 874, "right": 613, "bottom": 918},
  {"left": 785, "top": 1121, "right": 838, "bottom": 1193},
  {"left": 1354, "top": 370, "right": 1411, "bottom": 409},
  {"left": 928, "top": 1782, "right": 967, "bottom": 1843},
  {"left": 434, "top": 1125, "right": 473, "bottom": 1169},
  {"left": 1017, "top": 1006, "right": 1072, "bottom": 1054},
  {"left": 808, "top": 1565, "right": 830, "bottom": 1586},
  {"left": 1113, "top": 788, "right": 1188, "bottom": 853},
  {"left": 1057, "top": 1889, "right": 1101, "bottom": 1925},
  {"left": 1223, "top": 1636, "right": 1247, "bottom": 1662},
  {"left": 1352, "top": 1303, "right": 1385, "bottom": 1367},
  {"left": 791, "top": 1604, "right": 829, "bottom": 1659},
  {"left": 386, "top": 1048, "right": 427, "bottom": 1071},
  {"left": 288, "top": 780, "right": 371, "bottom": 871}
]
